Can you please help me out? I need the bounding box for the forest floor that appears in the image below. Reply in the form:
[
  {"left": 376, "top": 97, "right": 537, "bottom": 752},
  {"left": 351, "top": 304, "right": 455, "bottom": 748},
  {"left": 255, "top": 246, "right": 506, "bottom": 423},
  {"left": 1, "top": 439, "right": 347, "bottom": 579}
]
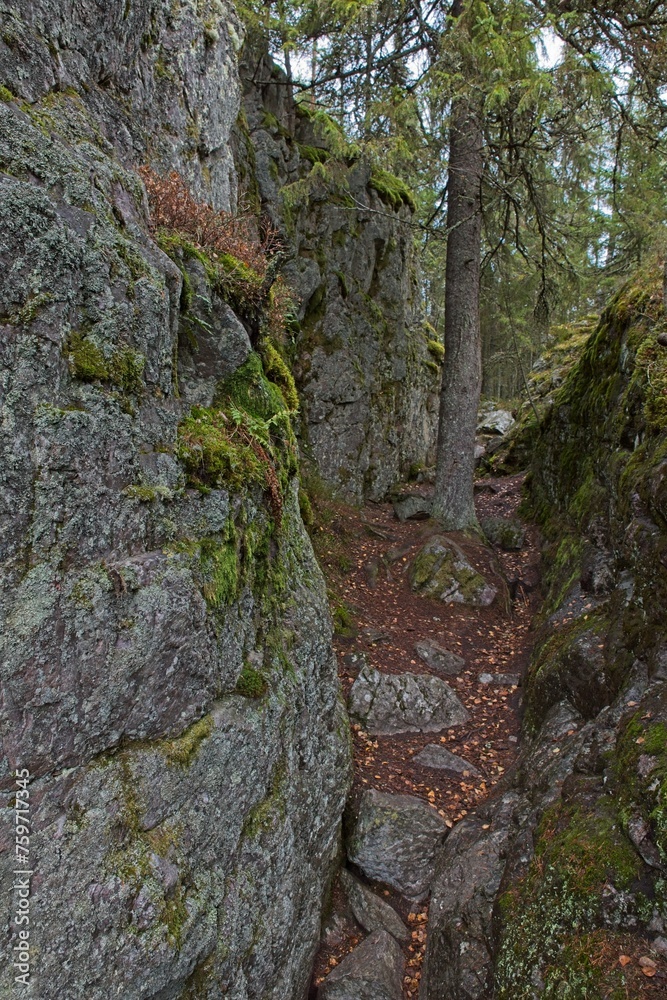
[{"left": 308, "top": 472, "right": 543, "bottom": 997}]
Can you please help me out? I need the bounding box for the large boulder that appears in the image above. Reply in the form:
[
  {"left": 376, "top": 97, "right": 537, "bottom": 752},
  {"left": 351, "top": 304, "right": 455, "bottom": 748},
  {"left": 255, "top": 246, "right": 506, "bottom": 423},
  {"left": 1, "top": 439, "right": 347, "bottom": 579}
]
[
  {"left": 340, "top": 869, "right": 409, "bottom": 942},
  {"left": 346, "top": 789, "right": 447, "bottom": 899},
  {"left": 420, "top": 793, "right": 520, "bottom": 1000},
  {"left": 317, "top": 929, "right": 405, "bottom": 1000},
  {"left": 392, "top": 492, "right": 432, "bottom": 521},
  {"left": 409, "top": 536, "right": 497, "bottom": 607},
  {"left": 348, "top": 663, "right": 470, "bottom": 735},
  {"left": 477, "top": 409, "right": 515, "bottom": 435}
]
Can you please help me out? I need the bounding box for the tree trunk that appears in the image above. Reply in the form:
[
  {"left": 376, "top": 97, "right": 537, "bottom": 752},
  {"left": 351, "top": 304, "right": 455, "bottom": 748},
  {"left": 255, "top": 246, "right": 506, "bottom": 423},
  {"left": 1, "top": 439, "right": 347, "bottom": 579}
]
[{"left": 431, "top": 73, "right": 483, "bottom": 530}]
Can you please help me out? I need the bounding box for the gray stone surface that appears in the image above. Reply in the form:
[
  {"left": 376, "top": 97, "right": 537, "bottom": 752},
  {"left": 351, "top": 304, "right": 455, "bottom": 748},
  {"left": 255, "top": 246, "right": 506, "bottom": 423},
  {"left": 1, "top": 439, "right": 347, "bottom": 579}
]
[
  {"left": 346, "top": 789, "right": 447, "bottom": 899},
  {"left": 0, "top": 0, "right": 242, "bottom": 211},
  {"left": 415, "top": 638, "right": 466, "bottom": 676},
  {"left": 177, "top": 259, "right": 252, "bottom": 407},
  {"left": 413, "top": 745, "right": 480, "bottom": 775},
  {"left": 478, "top": 672, "right": 520, "bottom": 687},
  {"left": 410, "top": 537, "right": 498, "bottom": 607},
  {"left": 476, "top": 409, "right": 515, "bottom": 435},
  {"left": 480, "top": 515, "right": 525, "bottom": 551},
  {"left": 0, "top": 10, "right": 351, "bottom": 999},
  {"left": 421, "top": 702, "right": 589, "bottom": 1000},
  {"left": 392, "top": 493, "right": 432, "bottom": 521},
  {"left": 348, "top": 663, "right": 470, "bottom": 735},
  {"left": 340, "top": 869, "right": 410, "bottom": 942},
  {"left": 238, "top": 48, "right": 440, "bottom": 502},
  {"left": 420, "top": 793, "right": 520, "bottom": 1000},
  {"left": 318, "top": 929, "right": 405, "bottom": 1000}
]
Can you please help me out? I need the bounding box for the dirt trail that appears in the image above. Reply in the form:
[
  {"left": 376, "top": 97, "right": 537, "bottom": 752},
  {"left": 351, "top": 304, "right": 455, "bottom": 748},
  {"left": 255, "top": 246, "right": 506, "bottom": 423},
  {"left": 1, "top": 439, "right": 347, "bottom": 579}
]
[{"left": 310, "top": 473, "right": 543, "bottom": 997}]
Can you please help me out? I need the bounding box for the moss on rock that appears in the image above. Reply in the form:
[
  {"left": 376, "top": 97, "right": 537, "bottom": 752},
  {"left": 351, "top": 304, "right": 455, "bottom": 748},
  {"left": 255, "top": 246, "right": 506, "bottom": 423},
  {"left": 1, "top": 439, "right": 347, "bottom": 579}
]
[
  {"left": 369, "top": 167, "right": 416, "bottom": 212},
  {"left": 496, "top": 793, "right": 642, "bottom": 1000}
]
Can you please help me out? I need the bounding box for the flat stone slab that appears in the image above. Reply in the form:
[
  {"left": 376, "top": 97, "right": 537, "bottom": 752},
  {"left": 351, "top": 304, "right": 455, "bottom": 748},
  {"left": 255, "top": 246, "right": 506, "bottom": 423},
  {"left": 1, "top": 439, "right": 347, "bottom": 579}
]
[
  {"left": 410, "top": 536, "right": 497, "bottom": 607},
  {"left": 413, "top": 744, "right": 481, "bottom": 776},
  {"left": 415, "top": 639, "right": 465, "bottom": 676},
  {"left": 346, "top": 789, "right": 447, "bottom": 899},
  {"left": 340, "top": 869, "right": 409, "bottom": 942},
  {"left": 479, "top": 672, "right": 520, "bottom": 687},
  {"left": 318, "top": 929, "right": 404, "bottom": 1000},
  {"left": 360, "top": 627, "right": 392, "bottom": 645},
  {"left": 348, "top": 663, "right": 470, "bottom": 735}
]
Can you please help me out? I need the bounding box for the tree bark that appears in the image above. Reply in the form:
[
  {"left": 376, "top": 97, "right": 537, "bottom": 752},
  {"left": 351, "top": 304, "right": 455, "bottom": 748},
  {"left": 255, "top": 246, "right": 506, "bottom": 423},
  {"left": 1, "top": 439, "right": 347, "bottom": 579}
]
[{"left": 431, "top": 62, "right": 483, "bottom": 530}]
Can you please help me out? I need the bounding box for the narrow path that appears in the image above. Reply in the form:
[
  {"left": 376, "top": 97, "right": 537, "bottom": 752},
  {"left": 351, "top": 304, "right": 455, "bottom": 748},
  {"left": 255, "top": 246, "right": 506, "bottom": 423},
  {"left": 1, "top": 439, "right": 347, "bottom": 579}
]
[{"left": 310, "top": 473, "right": 542, "bottom": 997}]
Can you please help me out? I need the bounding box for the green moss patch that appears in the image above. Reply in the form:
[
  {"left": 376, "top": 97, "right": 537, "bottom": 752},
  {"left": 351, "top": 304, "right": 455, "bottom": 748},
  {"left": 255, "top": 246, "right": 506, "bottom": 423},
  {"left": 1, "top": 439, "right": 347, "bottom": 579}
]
[
  {"left": 161, "top": 714, "right": 214, "bottom": 768},
  {"left": 156, "top": 230, "right": 264, "bottom": 318},
  {"left": 496, "top": 794, "right": 642, "bottom": 999},
  {"left": 426, "top": 338, "right": 444, "bottom": 363},
  {"left": 332, "top": 601, "right": 356, "bottom": 637},
  {"left": 66, "top": 332, "right": 145, "bottom": 394},
  {"left": 216, "top": 352, "right": 288, "bottom": 424},
  {"left": 198, "top": 532, "right": 240, "bottom": 607},
  {"left": 258, "top": 341, "right": 299, "bottom": 412},
  {"left": 176, "top": 406, "right": 267, "bottom": 493},
  {"left": 614, "top": 703, "right": 667, "bottom": 862},
  {"left": 242, "top": 759, "right": 288, "bottom": 839},
  {"left": 235, "top": 665, "right": 268, "bottom": 698},
  {"left": 369, "top": 167, "right": 416, "bottom": 212}
]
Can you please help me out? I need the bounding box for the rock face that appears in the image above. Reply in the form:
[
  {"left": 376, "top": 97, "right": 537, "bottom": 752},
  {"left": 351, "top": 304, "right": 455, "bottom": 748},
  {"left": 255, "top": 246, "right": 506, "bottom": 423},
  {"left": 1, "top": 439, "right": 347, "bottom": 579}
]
[
  {"left": 0, "top": 0, "right": 242, "bottom": 210},
  {"left": 410, "top": 536, "right": 498, "bottom": 606},
  {"left": 0, "top": 8, "right": 351, "bottom": 999},
  {"left": 422, "top": 270, "right": 667, "bottom": 997},
  {"left": 340, "top": 869, "right": 410, "bottom": 942},
  {"left": 346, "top": 789, "right": 447, "bottom": 899},
  {"left": 318, "top": 929, "right": 405, "bottom": 1000},
  {"left": 348, "top": 663, "right": 470, "bottom": 734},
  {"left": 237, "top": 47, "right": 440, "bottom": 502}
]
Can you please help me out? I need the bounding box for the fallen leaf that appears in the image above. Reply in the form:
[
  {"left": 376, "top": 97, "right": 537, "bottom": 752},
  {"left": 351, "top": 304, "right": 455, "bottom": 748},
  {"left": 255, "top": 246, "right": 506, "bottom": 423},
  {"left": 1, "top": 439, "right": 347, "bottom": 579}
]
[
  {"left": 639, "top": 956, "right": 657, "bottom": 973},
  {"left": 619, "top": 955, "right": 632, "bottom": 967}
]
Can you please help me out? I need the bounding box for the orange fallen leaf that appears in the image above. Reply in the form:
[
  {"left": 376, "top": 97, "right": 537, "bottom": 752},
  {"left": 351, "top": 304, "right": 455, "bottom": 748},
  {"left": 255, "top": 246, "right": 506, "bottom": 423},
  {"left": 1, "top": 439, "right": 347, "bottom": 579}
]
[
  {"left": 619, "top": 955, "right": 632, "bottom": 967},
  {"left": 639, "top": 956, "right": 657, "bottom": 976}
]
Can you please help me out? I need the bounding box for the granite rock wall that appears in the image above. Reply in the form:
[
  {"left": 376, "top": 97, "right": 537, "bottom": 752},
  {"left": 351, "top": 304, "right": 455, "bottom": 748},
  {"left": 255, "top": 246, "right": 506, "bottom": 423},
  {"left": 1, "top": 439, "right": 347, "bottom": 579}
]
[{"left": 0, "top": 5, "right": 351, "bottom": 998}]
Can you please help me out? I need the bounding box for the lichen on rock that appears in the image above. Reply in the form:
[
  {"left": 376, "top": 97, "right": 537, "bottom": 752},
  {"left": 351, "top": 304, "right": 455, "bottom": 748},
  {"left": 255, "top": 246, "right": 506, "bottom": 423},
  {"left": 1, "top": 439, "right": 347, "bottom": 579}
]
[{"left": 0, "top": 7, "right": 352, "bottom": 998}]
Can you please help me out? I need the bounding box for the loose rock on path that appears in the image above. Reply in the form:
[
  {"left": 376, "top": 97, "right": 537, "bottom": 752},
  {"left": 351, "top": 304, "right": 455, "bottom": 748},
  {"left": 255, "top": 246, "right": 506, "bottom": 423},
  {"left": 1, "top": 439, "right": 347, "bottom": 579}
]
[{"left": 310, "top": 473, "right": 541, "bottom": 998}]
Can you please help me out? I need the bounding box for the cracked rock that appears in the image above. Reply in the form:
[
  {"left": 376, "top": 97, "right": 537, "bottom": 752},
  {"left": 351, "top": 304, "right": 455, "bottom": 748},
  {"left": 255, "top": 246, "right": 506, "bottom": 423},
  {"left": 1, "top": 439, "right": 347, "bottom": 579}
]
[
  {"left": 346, "top": 789, "right": 447, "bottom": 899},
  {"left": 340, "top": 869, "right": 409, "bottom": 942},
  {"left": 348, "top": 663, "right": 470, "bottom": 735},
  {"left": 317, "top": 929, "right": 405, "bottom": 1000}
]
